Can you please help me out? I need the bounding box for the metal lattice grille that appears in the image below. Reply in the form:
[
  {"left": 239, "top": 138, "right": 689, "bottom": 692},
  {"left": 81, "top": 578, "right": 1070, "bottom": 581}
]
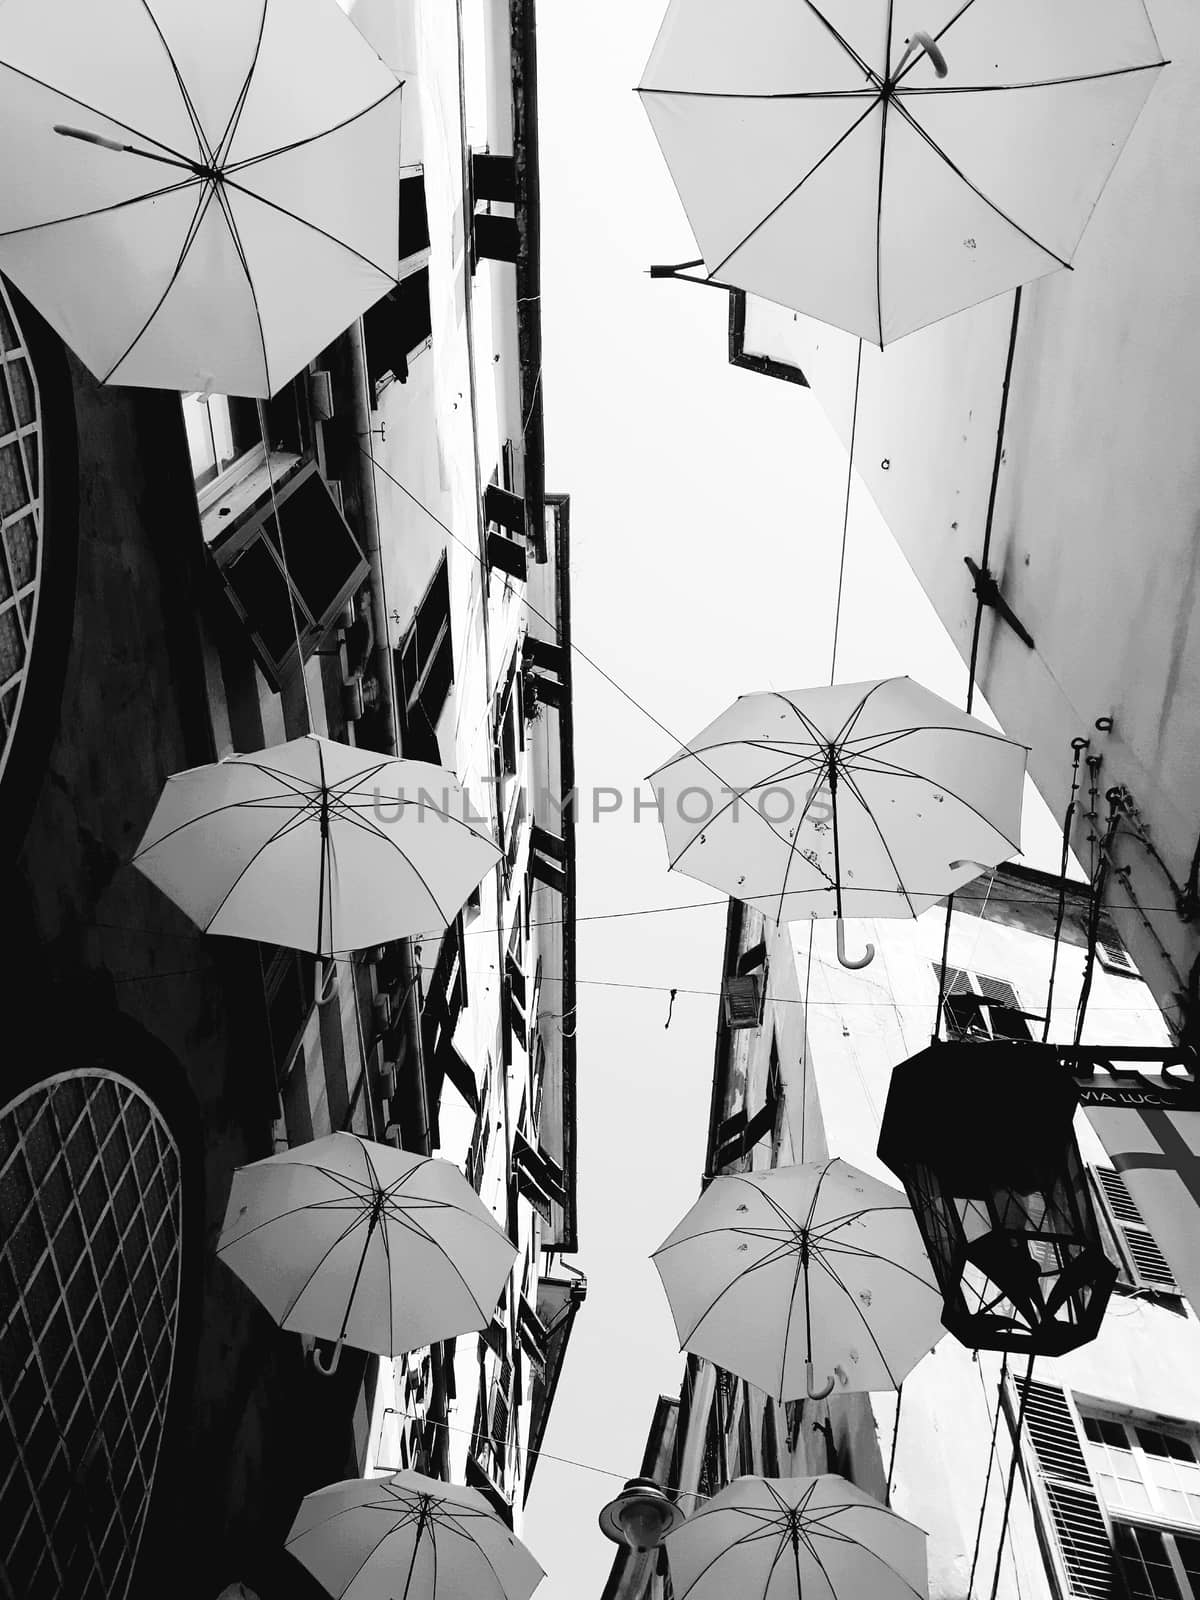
[
  {"left": 0, "top": 1071, "right": 183, "bottom": 1600},
  {"left": 0, "top": 279, "right": 43, "bottom": 783}
]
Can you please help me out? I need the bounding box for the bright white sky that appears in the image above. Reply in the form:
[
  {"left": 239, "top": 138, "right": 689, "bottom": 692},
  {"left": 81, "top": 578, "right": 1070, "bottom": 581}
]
[{"left": 521, "top": 4, "right": 1064, "bottom": 1594}]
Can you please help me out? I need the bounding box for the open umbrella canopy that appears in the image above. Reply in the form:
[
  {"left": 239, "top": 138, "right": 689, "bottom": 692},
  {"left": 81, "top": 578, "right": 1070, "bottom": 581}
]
[
  {"left": 647, "top": 677, "right": 1026, "bottom": 925},
  {"left": 653, "top": 1159, "right": 944, "bottom": 1399},
  {"left": 287, "top": 1470, "right": 545, "bottom": 1600},
  {"left": 664, "top": 1474, "right": 927, "bottom": 1600},
  {"left": 217, "top": 1134, "right": 517, "bottom": 1364},
  {"left": 638, "top": 0, "right": 1165, "bottom": 344},
  {"left": 0, "top": 0, "right": 403, "bottom": 395},
  {"left": 132, "top": 736, "right": 499, "bottom": 955}
]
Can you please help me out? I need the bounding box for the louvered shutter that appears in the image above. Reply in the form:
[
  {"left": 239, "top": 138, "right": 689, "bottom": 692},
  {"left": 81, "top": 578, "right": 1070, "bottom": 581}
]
[
  {"left": 1012, "top": 1377, "right": 1118, "bottom": 1600},
  {"left": 1094, "top": 1169, "right": 1178, "bottom": 1292}
]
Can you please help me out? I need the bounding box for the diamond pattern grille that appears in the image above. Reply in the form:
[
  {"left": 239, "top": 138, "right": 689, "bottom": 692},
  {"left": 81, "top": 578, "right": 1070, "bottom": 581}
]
[
  {"left": 0, "top": 280, "right": 43, "bottom": 780},
  {"left": 0, "top": 1072, "right": 183, "bottom": 1600}
]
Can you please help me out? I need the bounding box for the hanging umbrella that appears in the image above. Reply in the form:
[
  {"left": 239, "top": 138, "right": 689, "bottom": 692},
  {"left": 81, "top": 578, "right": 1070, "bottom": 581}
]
[
  {"left": 653, "top": 1158, "right": 944, "bottom": 1399},
  {"left": 647, "top": 677, "right": 1025, "bottom": 957},
  {"left": 0, "top": 0, "right": 403, "bottom": 396},
  {"left": 664, "top": 1473, "right": 927, "bottom": 1600},
  {"left": 217, "top": 1134, "right": 517, "bottom": 1374},
  {"left": 287, "top": 1470, "right": 544, "bottom": 1600},
  {"left": 132, "top": 736, "right": 499, "bottom": 955},
  {"left": 638, "top": 0, "right": 1165, "bottom": 345}
]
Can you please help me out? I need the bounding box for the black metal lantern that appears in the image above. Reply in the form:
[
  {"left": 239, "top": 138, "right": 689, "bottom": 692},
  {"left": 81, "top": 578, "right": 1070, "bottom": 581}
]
[{"left": 877, "top": 1041, "right": 1117, "bottom": 1355}]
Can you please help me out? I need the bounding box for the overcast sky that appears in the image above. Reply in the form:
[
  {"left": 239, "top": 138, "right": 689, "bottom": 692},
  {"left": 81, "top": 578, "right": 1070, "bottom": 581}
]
[{"left": 520, "top": 5, "right": 1064, "bottom": 1595}]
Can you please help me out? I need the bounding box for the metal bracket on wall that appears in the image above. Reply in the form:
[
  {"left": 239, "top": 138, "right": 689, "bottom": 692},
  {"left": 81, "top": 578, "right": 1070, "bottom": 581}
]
[{"left": 964, "top": 557, "right": 1035, "bottom": 648}]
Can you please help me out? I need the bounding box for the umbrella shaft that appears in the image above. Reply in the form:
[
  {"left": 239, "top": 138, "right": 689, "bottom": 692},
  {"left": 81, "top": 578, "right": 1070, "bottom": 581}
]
[{"left": 53, "top": 124, "right": 197, "bottom": 173}]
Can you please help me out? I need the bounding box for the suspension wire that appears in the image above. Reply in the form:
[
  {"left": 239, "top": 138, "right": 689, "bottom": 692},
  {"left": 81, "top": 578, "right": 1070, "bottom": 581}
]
[
  {"left": 376, "top": 1405, "right": 710, "bottom": 1499},
  {"left": 1075, "top": 792, "right": 1121, "bottom": 1047},
  {"left": 885, "top": 1382, "right": 903, "bottom": 1508},
  {"left": 1042, "top": 741, "right": 1088, "bottom": 1042},
  {"left": 965, "top": 1351, "right": 1010, "bottom": 1598},
  {"left": 799, "top": 917, "right": 815, "bottom": 1163},
  {"left": 986, "top": 1353, "right": 1037, "bottom": 1600},
  {"left": 830, "top": 338, "right": 864, "bottom": 686},
  {"left": 933, "top": 287, "right": 1023, "bottom": 1045},
  {"left": 256, "top": 398, "right": 314, "bottom": 732}
]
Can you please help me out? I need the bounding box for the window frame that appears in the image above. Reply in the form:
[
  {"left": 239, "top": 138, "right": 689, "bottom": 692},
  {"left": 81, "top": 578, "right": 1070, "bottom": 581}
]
[
  {"left": 934, "top": 964, "right": 1034, "bottom": 1041},
  {"left": 1077, "top": 1402, "right": 1200, "bottom": 1600}
]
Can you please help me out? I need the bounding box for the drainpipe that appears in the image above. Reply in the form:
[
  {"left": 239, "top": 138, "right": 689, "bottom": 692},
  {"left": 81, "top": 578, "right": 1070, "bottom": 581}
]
[
  {"left": 675, "top": 1362, "right": 717, "bottom": 1512},
  {"left": 343, "top": 321, "right": 433, "bottom": 1163}
]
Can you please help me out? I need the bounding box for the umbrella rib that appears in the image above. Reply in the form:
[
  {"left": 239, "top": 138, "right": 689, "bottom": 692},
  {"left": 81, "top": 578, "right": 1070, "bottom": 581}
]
[
  {"left": 773, "top": 747, "right": 835, "bottom": 922},
  {"left": 221, "top": 171, "right": 401, "bottom": 288},
  {"left": 278, "top": 1207, "right": 374, "bottom": 1326},
  {"left": 874, "top": 0, "right": 894, "bottom": 348},
  {"left": 709, "top": 97, "right": 881, "bottom": 281},
  {"left": 0, "top": 175, "right": 203, "bottom": 243},
  {"left": 798, "top": 0, "right": 884, "bottom": 87},
  {"left": 768, "top": 692, "right": 833, "bottom": 751},
  {"left": 888, "top": 94, "right": 1071, "bottom": 270},
  {"left": 319, "top": 801, "right": 455, "bottom": 931},
  {"left": 136, "top": 0, "right": 212, "bottom": 164},
  {"left": 832, "top": 680, "right": 888, "bottom": 748},
  {"left": 316, "top": 738, "right": 330, "bottom": 957},
  {"left": 213, "top": 0, "right": 269, "bottom": 168},
  {"left": 892, "top": 0, "right": 980, "bottom": 90},
  {"left": 225, "top": 81, "right": 405, "bottom": 176},
  {"left": 815, "top": 1237, "right": 939, "bottom": 1294},
  {"left": 101, "top": 178, "right": 218, "bottom": 383},
  {"left": 812, "top": 1516, "right": 930, "bottom": 1600},
  {"left": 133, "top": 787, "right": 316, "bottom": 861},
  {"left": 209, "top": 177, "right": 273, "bottom": 396},
  {"left": 639, "top": 85, "right": 879, "bottom": 101},
  {"left": 217, "top": 1193, "right": 376, "bottom": 1252},
  {"left": 382, "top": 1206, "right": 497, "bottom": 1326},
  {"left": 900, "top": 61, "right": 1166, "bottom": 97},
  {"left": 194, "top": 797, "right": 321, "bottom": 936},
  {"left": 808, "top": 1248, "right": 901, "bottom": 1386},
  {"left": 0, "top": 57, "right": 199, "bottom": 166},
  {"left": 841, "top": 752, "right": 1022, "bottom": 852},
  {"left": 844, "top": 723, "right": 1026, "bottom": 759},
  {"left": 674, "top": 1524, "right": 784, "bottom": 1600},
  {"left": 836, "top": 766, "right": 921, "bottom": 915},
  {"left": 779, "top": 1246, "right": 808, "bottom": 1399},
  {"left": 334, "top": 789, "right": 500, "bottom": 853},
  {"left": 652, "top": 1222, "right": 795, "bottom": 1256}
]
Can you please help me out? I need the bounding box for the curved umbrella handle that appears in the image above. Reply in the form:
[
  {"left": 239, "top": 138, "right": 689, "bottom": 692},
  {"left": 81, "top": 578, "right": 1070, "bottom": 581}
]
[
  {"left": 311, "top": 1337, "right": 344, "bottom": 1377},
  {"left": 895, "top": 30, "right": 949, "bottom": 78},
  {"left": 806, "top": 1361, "right": 836, "bottom": 1400},
  {"left": 836, "top": 919, "right": 875, "bottom": 970}
]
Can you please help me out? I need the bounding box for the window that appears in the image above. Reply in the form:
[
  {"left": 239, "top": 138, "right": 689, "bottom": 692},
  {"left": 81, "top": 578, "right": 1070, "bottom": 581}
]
[
  {"left": 1092, "top": 1168, "right": 1179, "bottom": 1295},
  {"left": 1096, "top": 933, "right": 1139, "bottom": 978},
  {"left": 934, "top": 965, "right": 1034, "bottom": 1041},
  {"left": 1, "top": 278, "right": 44, "bottom": 788},
  {"left": 470, "top": 151, "right": 518, "bottom": 269},
  {"left": 363, "top": 269, "right": 432, "bottom": 397},
  {"left": 182, "top": 393, "right": 261, "bottom": 492},
  {"left": 723, "top": 941, "right": 768, "bottom": 1031},
  {"left": 485, "top": 483, "right": 528, "bottom": 583},
  {"left": 210, "top": 459, "right": 369, "bottom": 690},
  {"left": 712, "top": 1033, "right": 782, "bottom": 1171},
  {"left": 397, "top": 171, "right": 431, "bottom": 265},
  {"left": 395, "top": 554, "right": 453, "bottom": 763},
  {"left": 1015, "top": 1377, "right": 1200, "bottom": 1600}
]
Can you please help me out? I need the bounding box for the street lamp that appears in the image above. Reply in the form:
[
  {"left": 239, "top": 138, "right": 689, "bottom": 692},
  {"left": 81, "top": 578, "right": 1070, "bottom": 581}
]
[
  {"left": 598, "top": 1478, "right": 685, "bottom": 1552},
  {"left": 877, "top": 1041, "right": 1116, "bottom": 1355}
]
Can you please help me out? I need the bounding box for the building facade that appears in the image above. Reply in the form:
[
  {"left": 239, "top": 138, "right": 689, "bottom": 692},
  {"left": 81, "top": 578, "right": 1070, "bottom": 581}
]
[
  {"left": 605, "top": 867, "right": 1200, "bottom": 1600},
  {"left": 0, "top": 1, "right": 581, "bottom": 1597},
  {"left": 715, "top": 4, "right": 1200, "bottom": 1059}
]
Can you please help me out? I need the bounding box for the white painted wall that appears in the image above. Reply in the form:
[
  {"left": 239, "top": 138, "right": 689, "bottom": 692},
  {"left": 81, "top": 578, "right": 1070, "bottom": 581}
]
[{"left": 737, "top": 0, "right": 1200, "bottom": 1029}]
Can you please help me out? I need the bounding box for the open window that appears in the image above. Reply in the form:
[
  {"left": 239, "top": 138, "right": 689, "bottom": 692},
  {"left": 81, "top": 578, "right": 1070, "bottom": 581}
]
[
  {"left": 208, "top": 458, "right": 369, "bottom": 690},
  {"left": 363, "top": 267, "right": 432, "bottom": 399},
  {"left": 1092, "top": 1167, "right": 1179, "bottom": 1295},
  {"left": 395, "top": 553, "right": 453, "bottom": 764},
  {"left": 933, "top": 965, "right": 1035, "bottom": 1041},
  {"left": 723, "top": 940, "right": 768, "bottom": 1031}
]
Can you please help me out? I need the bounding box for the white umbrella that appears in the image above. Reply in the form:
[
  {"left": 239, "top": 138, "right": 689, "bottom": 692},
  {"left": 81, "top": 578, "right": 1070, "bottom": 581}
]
[
  {"left": 638, "top": 0, "right": 1165, "bottom": 344},
  {"left": 132, "top": 736, "right": 499, "bottom": 955},
  {"left": 287, "top": 1470, "right": 544, "bottom": 1600},
  {"left": 0, "top": 0, "right": 403, "bottom": 395},
  {"left": 665, "top": 1473, "right": 927, "bottom": 1600},
  {"left": 653, "top": 1159, "right": 944, "bottom": 1399},
  {"left": 217, "top": 1134, "right": 517, "bottom": 1374},
  {"left": 647, "top": 678, "right": 1025, "bottom": 958}
]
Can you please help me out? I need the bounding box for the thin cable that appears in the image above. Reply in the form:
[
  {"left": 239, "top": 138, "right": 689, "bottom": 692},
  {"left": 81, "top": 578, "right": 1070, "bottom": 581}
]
[
  {"left": 256, "top": 399, "right": 314, "bottom": 731},
  {"left": 799, "top": 917, "right": 815, "bottom": 1163},
  {"left": 377, "top": 1406, "right": 709, "bottom": 1498},
  {"left": 986, "top": 1353, "right": 1036, "bottom": 1600},
  {"left": 1043, "top": 742, "right": 1087, "bottom": 1042},
  {"left": 830, "top": 338, "right": 864, "bottom": 686},
  {"left": 965, "top": 1351, "right": 1009, "bottom": 1598},
  {"left": 1075, "top": 794, "right": 1121, "bottom": 1046},
  {"left": 885, "top": 1382, "right": 903, "bottom": 1508}
]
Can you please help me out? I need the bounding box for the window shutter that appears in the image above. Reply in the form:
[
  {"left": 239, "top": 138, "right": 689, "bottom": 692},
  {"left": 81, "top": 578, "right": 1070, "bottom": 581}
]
[
  {"left": 738, "top": 941, "right": 768, "bottom": 976},
  {"left": 723, "top": 974, "right": 764, "bottom": 1030},
  {"left": 474, "top": 213, "right": 520, "bottom": 263},
  {"left": 472, "top": 152, "right": 516, "bottom": 204},
  {"left": 485, "top": 483, "right": 528, "bottom": 538},
  {"left": 1011, "top": 1377, "right": 1116, "bottom": 1600},
  {"left": 1094, "top": 1168, "right": 1177, "bottom": 1291}
]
